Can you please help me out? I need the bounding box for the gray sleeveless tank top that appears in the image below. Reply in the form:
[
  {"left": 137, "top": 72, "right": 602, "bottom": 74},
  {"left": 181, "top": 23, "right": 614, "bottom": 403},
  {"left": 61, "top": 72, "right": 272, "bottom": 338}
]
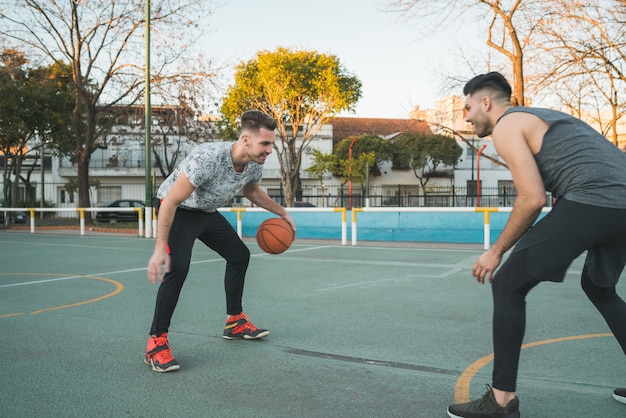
[{"left": 500, "top": 107, "right": 626, "bottom": 208}]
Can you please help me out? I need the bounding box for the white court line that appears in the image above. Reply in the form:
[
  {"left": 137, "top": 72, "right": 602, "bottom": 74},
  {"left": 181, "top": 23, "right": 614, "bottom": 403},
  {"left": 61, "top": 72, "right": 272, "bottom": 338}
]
[
  {"left": 313, "top": 267, "right": 465, "bottom": 293},
  {"left": 314, "top": 274, "right": 430, "bottom": 292},
  {"left": 0, "top": 275, "right": 97, "bottom": 288},
  {"left": 278, "top": 255, "right": 467, "bottom": 268},
  {"left": 253, "top": 245, "right": 332, "bottom": 257},
  {"left": 0, "top": 245, "right": 332, "bottom": 289},
  {"left": 311, "top": 266, "right": 588, "bottom": 293},
  {"left": 0, "top": 240, "right": 149, "bottom": 252},
  {"left": 336, "top": 245, "right": 481, "bottom": 254}
]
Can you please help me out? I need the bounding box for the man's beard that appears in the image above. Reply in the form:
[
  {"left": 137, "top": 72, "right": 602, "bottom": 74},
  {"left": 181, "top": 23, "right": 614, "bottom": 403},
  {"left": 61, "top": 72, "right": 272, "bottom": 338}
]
[{"left": 473, "top": 119, "right": 493, "bottom": 138}]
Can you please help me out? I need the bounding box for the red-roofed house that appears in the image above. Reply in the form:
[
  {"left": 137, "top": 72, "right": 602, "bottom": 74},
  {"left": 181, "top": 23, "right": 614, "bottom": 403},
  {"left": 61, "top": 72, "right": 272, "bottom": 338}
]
[{"left": 330, "top": 117, "right": 432, "bottom": 144}]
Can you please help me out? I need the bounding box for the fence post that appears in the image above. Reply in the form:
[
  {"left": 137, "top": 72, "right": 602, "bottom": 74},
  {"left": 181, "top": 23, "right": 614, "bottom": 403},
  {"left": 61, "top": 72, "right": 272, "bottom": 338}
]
[
  {"left": 29, "top": 208, "right": 36, "bottom": 233},
  {"left": 231, "top": 207, "right": 246, "bottom": 238},
  {"left": 475, "top": 207, "right": 498, "bottom": 250},
  {"left": 136, "top": 207, "right": 144, "bottom": 237},
  {"left": 77, "top": 208, "right": 85, "bottom": 235},
  {"left": 351, "top": 208, "right": 362, "bottom": 246},
  {"left": 334, "top": 208, "right": 347, "bottom": 245}
]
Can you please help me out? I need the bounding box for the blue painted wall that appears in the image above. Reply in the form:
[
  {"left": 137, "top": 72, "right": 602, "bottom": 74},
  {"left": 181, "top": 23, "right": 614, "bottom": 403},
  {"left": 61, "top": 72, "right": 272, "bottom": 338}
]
[{"left": 221, "top": 209, "right": 550, "bottom": 245}]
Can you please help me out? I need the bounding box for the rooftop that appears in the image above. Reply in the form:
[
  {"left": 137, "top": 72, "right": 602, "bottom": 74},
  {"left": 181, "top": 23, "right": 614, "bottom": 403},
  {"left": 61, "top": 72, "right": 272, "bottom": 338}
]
[{"left": 330, "top": 117, "right": 432, "bottom": 144}]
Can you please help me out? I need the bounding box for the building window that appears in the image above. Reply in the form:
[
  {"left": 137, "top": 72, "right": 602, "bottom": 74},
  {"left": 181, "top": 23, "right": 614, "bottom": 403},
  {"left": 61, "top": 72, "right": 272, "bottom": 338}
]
[
  {"left": 498, "top": 180, "right": 516, "bottom": 206},
  {"left": 58, "top": 189, "right": 75, "bottom": 204},
  {"left": 467, "top": 180, "right": 477, "bottom": 197}
]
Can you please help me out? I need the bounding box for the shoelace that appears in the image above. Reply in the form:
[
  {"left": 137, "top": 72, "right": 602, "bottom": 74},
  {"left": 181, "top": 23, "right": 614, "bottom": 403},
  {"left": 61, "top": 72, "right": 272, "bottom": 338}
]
[
  {"left": 468, "top": 385, "right": 503, "bottom": 413},
  {"left": 238, "top": 321, "right": 259, "bottom": 332},
  {"left": 152, "top": 337, "right": 176, "bottom": 364},
  {"left": 153, "top": 336, "right": 169, "bottom": 346},
  {"left": 153, "top": 348, "right": 175, "bottom": 364},
  {"left": 229, "top": 314, "right": 259, "bottom": 332}
]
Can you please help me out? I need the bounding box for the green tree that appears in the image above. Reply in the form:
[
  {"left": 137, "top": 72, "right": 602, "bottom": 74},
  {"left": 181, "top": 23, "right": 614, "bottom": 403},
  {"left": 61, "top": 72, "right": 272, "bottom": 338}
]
[
  {"left": 306, "top": 148, "right": 337, "bottom": 184},
  {"left": 338, "top": 151, "right": 376, "bottom": 186},
  {"left": 0, "top": 49, "right": 73, "bottom": 206},
  {"left": 392, "top": 133, "right": 462, "bottom": 195},
  {"left": 221, "top": 47, "right": 362, "bottom": 206},
  {"left": 333, "top": 134, "right": 393, "bottom": 176},
  {"left": 305, "top": 149, "right": 337, "bottom": 207},
  {"left": 0, "top": 49, "right": 28, "bottom": 206},
  {"left": 338, "top": 151, "right": 375, "bottom": 208}
]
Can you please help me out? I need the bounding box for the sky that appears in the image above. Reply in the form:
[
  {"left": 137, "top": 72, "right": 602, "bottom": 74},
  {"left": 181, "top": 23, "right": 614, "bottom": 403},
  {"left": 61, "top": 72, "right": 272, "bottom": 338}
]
[{"left": 200, "top": 0, "right": 484, "bottom": 119}]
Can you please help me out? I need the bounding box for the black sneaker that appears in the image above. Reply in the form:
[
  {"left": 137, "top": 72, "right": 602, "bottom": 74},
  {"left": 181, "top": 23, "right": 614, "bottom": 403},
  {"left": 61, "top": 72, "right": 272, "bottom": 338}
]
[
  {"left": 223, "top": 312, "right": 270, "bottom": 340},
  {"left": 614, "top": 388, "right": 626, "bottom": 405},
  {"left": 448, "top": 385, "right": 520, "bottom": 418}
]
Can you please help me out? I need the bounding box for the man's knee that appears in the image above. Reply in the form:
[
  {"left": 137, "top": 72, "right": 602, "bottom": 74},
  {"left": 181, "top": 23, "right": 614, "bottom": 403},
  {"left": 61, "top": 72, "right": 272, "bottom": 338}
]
[
  {"left": 227, "top": 243, "right": 250, "bottom": 266},
  {"left": 492, "top": 275, "right": 526, "bottom": 309},
  {"left": 581, "top": 269, "right": 616, "bottom": 303},
  {"left": 494, "top": 251, "right": 537, "bottom": 292}
]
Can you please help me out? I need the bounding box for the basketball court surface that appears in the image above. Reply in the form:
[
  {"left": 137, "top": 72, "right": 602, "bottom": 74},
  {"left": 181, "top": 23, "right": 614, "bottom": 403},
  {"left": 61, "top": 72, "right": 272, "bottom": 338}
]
[{"left": 1, "top": 230, "right": 624, "bottom": 417}]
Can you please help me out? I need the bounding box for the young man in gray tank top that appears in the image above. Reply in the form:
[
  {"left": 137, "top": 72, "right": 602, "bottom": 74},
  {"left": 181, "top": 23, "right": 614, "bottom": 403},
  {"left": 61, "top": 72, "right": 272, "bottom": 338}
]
[
  {"left": 144, "top": 110, "right": 296, "bottom": 373},
  {"left": 447, "top": 72, "right": 626, "bottom": 417}
]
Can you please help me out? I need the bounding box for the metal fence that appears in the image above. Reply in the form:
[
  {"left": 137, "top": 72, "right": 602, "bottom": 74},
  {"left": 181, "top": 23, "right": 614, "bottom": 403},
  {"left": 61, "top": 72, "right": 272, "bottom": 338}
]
[
  {"left": 290, "top": 184, "right": 531, "bottom": 209},
  {"left": 0, "top": 180, "right": 554, "bottom": 209}
]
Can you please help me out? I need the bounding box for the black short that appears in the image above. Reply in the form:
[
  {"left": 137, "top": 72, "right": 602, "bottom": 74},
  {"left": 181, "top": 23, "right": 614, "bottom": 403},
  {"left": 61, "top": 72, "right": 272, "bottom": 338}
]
[{"left": 499, "top": 198, "right": 626, "bottom": 287}]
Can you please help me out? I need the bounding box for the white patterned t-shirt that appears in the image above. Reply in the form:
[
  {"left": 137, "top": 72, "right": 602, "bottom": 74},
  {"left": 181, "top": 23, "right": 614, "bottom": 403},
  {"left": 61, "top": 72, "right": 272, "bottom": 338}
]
[{"left": 157, "top": 142, "right": 263, "bottom": 212}]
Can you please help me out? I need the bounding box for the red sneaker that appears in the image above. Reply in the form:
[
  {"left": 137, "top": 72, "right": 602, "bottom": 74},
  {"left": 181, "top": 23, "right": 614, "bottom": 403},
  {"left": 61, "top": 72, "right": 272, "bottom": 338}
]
[
  {"left": 144, "top": 333, "right": 180, "bottom": 372},
  {"left": 223, "top": 312, "right": 270, "bottom": 340}
]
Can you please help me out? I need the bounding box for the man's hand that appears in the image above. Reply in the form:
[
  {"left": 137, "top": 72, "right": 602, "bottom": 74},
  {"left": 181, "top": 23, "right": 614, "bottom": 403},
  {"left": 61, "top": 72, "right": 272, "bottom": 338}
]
[
  {"left": 147, "top": 248, "right": 170, "bottom": 285},
  {"left": 472, "top": 248, "right": 503, "bottom": 284},
  {"left": 281, "top": 213, "right": 297, "bottom": 237}
]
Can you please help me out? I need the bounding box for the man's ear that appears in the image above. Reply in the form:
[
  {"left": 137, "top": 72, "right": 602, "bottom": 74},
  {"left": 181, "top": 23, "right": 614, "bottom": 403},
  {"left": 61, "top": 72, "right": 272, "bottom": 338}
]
[{"left": 481, "top": 95, "right": 492, "bottom": 111}]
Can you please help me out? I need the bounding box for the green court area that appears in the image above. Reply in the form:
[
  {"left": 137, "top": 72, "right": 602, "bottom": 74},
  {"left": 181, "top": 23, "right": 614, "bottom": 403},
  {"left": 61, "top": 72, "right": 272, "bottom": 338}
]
[{"left": 1, "top": 231, "right": 624, "bottom": 417}]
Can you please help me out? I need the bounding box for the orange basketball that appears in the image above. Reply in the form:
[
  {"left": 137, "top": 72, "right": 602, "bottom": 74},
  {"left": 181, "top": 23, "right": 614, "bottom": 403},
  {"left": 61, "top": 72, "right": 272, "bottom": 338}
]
[{"left": 256, "top": 218, "right": 294, "bottom": 254}]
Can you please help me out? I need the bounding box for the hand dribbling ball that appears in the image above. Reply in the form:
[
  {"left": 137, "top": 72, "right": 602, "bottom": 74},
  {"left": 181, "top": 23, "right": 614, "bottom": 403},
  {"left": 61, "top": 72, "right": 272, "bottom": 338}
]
[{"left": 256, "top": 218, "right": 294, "bottom": 254}]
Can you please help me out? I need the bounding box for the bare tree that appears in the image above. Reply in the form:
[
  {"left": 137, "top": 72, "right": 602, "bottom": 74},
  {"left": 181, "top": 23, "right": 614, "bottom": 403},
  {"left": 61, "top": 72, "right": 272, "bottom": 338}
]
[
  {"left": 387, "top": 0, "right": 550, "bottom": 105},
  {"left": 533, "top": 0, "right": 626, "bottom": 145},
  {"left": 151, "top": 104, "right": 218, "bottom": 178},
  {"left": 0, "top": 0, "right": 218, "bottom": 213}
]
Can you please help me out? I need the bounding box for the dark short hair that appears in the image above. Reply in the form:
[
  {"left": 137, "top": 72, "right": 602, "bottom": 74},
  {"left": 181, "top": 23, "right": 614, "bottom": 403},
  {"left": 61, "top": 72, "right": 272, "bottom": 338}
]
[
  {"left": 463, "top": 72, "right": 512, "bottom": 101},
  {"left": 240, "top": 110, "right": 277, "bottom": 132}
]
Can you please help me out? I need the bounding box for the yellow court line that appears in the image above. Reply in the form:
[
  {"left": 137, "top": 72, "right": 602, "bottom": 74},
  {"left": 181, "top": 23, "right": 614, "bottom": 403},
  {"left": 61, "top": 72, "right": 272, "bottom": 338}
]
[
  {"left": 454, "top": 332, "right": 614, "bottom": 402},
  {"left": 0, "top": 273, "right": 124, "bottom": 318},
  {"left": 0, "top": 312, "right": 25, "bottom": 318}
]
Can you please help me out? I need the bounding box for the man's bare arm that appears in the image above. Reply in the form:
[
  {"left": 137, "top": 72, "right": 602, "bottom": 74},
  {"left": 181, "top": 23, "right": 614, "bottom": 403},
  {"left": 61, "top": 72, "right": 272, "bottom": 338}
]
[
  {"left": 472, "top": 114, "right": 547, "bottom": 283},
  {"left": 147, "top": 173, "right": 195, "bottom": 284},
  {"left": 242, "top": 183, "right": 296, "bottom": 233}
]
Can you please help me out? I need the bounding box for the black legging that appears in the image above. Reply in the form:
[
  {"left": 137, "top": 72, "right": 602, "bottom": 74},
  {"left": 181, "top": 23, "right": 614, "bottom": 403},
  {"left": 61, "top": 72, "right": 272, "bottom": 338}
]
[
  {"left": 490, "top": 199, "right": 626, "bottom": 392},
  {"left": 150, "top": 208, "right": 250, "bottom": 336}
]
